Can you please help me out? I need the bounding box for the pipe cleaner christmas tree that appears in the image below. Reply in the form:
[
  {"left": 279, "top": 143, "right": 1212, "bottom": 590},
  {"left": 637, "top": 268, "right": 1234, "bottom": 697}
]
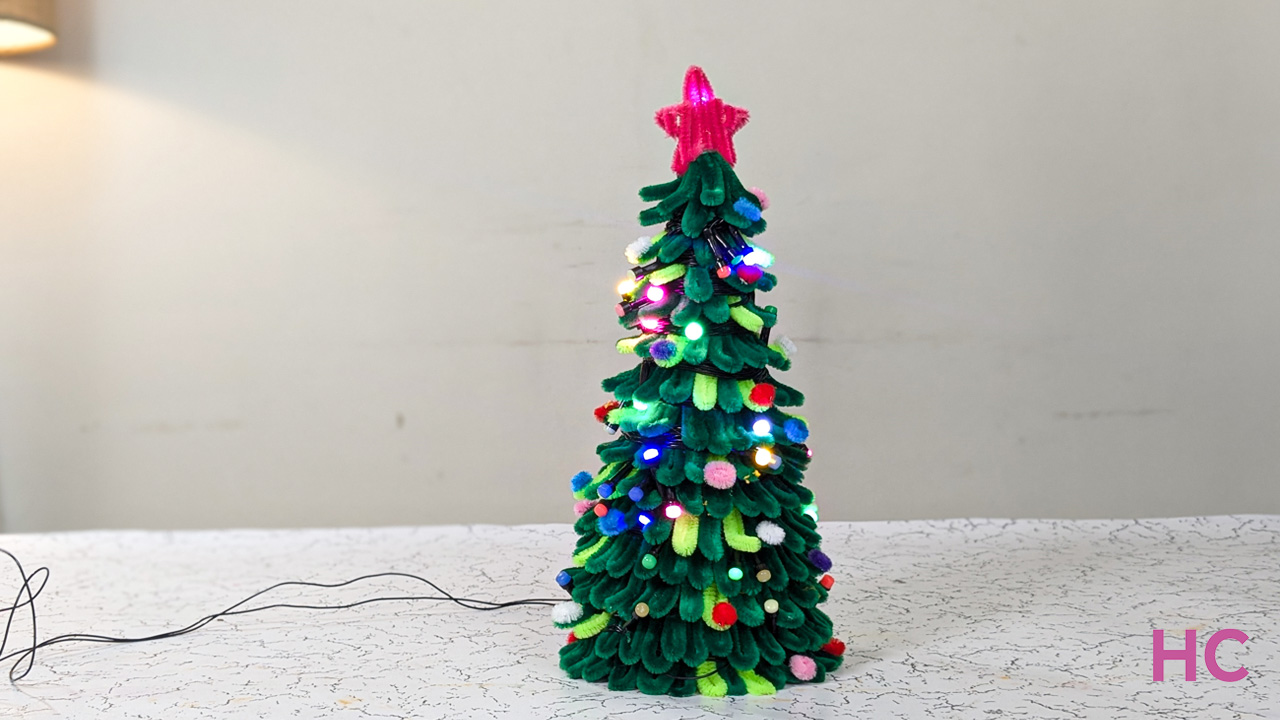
[{"left": 553, "top": 66, "right": 845, "bottom": 697}]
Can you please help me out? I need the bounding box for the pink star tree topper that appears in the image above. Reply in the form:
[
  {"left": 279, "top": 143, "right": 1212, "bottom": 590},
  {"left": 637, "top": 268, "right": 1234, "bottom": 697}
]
[{"left": 655, "top": 66, "right": 749, "bottom": 175}]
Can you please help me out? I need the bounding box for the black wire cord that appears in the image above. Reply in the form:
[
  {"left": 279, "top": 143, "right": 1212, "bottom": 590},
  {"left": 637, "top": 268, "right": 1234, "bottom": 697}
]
[{"left": 0, "top": 546, "right": 562, "bottom": 683}]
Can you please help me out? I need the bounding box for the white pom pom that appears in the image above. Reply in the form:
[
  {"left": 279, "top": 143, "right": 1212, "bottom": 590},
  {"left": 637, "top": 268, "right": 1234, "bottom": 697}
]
[
  {"left": 755, "top": 521, "right": 786, "bottom": 546},
  {"left": 552, "top": 601, "right": 583, "bottom": 626},
  {"left": 777, "top": 335, "right": 798, "bottom": 357},
  {"left": 625, "top": 236, "right": 655, "bottom": 265}
]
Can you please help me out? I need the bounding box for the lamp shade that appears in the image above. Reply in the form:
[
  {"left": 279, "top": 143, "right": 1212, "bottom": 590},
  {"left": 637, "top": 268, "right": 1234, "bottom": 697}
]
[{"left": 0, "top": 0, "right": 56, "bottom": 56}]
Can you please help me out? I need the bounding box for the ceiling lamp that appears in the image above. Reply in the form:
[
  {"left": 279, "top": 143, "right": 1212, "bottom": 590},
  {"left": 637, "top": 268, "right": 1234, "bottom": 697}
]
[{"left": 0, "top": 0, "right": 57, "bottom": 56}]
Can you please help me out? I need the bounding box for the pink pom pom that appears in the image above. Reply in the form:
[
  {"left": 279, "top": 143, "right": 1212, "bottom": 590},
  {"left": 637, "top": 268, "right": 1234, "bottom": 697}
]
[
  {"left": 789, "top": 654, "right": 817, "bottom": 681},
  {"left": 749, "top": 187, "right": 769, "bottom": 210},
  {"left": 703, "top": 460, "right": 737, "bottom": 490},
  {"left": 573, "top": 500, "right": 594, "bottom": 517}
]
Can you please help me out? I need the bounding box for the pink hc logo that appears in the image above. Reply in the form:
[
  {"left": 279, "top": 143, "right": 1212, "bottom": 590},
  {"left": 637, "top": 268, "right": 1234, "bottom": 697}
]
[{"left": 1153, "top": 629, "right": 1249, "bottom": 681}]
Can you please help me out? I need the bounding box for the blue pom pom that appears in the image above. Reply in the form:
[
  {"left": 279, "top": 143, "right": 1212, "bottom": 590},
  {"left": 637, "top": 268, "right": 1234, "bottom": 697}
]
[
  {"left": 598, "top": 509, "right": 628, "bottom": 536},
  {"left": 807, "top": 548, "right": 833, "bottom": 573},
  {"left": 597, "top": 483, "right": 613, "bottom": 499},
  {"left": 628, "top": 486, "right": 645, "bottom": 502},
  {"left": 570, "top": 471, "right": 593, "bottom": 492},
  {"left": 650, "top": 340, "right": 677, "bottom": 362},
  {"left": 555, "top": 570, "right": 572, "bottom": 587},
  {"left": 733, "top": 197, "right": 762, "bottom": 222},
  {"left": 784, "top": 418, "right": 810, "bottom": 443}
]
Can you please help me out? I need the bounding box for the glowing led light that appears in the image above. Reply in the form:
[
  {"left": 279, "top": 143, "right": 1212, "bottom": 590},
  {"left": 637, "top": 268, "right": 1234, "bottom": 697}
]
[
  {"left": 802, "top": 503, "right": 819, "bottom": 522},
  {"left": 645, "top": 285, "right": 666, "bottom": 303},
  {"left": 684, "top": 322, "right": 705, "bottom": 341},
  {"left": 756, "top": 569, "right": 772, "bottom": 583},
  {"left": 641, "top": 447, "right": 661, "bottom": 462},
  {"left": 763, "top": 599, "right": 779, "bottom": 614},
  {"left": 639, "top": 317, "right": 661, "bottom": 332},
  {"left": 634, "top": 602, "right": 650, "bottom": 618},
  {"left": 641, "top": 553, "right": 657, "bottom": 569},
  {"left": 597, "top": 484, "right": 613, "bottom": 498},
  {"left": 633, "top": 400, "right": 649, "bottom": 411},
  {"left": 628, "top": 487, "right": 645, "bottom": 502},
  {"left": 727, "top": 567, "right": 744, "bottom": 581},
  {"left": 743, "top": 247, "right": 774, "bottom": 268},
  {"left": 617, "top": 278, "right": 637, "bottom": 296},
  {"left": 754, "top": 447, "right": 775, "bottom": 466},
  {"left": 751, "top": 418, "right": 772, "bottom": 436},
  {"left": 555, "top": 570, "right": 572, "bottom": 587},
  {"left": 637, "top": 512, "right": 653, "bottom": 526},
  {"left": 664, "top": 504, "right": 683, "bottom": 519}
]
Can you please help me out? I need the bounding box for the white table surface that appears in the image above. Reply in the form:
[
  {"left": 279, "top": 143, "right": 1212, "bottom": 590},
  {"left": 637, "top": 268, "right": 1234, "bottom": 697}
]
[{"left": 0, "top": 517, "right": 1275, "bottom": 719}]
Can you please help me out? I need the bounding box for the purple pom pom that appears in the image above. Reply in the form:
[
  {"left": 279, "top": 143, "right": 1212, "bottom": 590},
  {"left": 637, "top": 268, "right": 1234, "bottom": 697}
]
[
  {"left": 807, "top": 548, "right": 833, "bottom": 573},
  {"left": 571, "top": 471, "right": 593, "bottom": 492},
  {"left": 650, "top": 339, "right": 677, "bottom": 362},
  {"left": 598, "top": 509, "right": 628, "bottom": 536},
  {"left": 784, "top": 418, "right": 809, "bottom": 443},
  {"left": 733, "top": 197, "right": 762, "bottom": 222}
]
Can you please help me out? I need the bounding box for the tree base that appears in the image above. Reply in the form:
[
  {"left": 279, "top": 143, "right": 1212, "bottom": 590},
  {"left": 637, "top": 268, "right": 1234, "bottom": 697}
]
[{"left": 559, "top": 636, "right": 844, "bottom": 696}]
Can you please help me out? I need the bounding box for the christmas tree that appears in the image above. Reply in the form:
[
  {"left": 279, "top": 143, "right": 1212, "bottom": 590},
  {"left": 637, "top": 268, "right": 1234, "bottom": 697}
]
[{"left": 553, "top": 66, "right": 845, "bottom": 697}]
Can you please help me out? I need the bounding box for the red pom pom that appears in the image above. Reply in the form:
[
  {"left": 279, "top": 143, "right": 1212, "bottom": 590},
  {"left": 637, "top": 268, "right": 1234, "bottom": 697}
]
[
  {"left": 820, "top": 637, "right": 846, "bottom": 656},
  {"left": 736, "top": 265, "right": 764, "bottom": 283},
  {"left": 749, "top": 383, "right": 776, "bottom": 408},
  {"left": 819, "top": 574, "right": 835, "bottom": 590},
  {"left": 567, "top": 631, "right": 577, "bottom": 644},
  {"left": 711, "top": 601, "right": 738, "bottom": 627},
  {"left": 593, "top": 400, "right": 621, "bottom": 423}
]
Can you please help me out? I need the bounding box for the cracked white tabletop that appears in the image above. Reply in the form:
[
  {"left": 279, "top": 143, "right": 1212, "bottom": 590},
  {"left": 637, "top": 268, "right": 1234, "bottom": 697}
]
[{"left": 0, "top": 517, "right": 1275, "bottom": 719}]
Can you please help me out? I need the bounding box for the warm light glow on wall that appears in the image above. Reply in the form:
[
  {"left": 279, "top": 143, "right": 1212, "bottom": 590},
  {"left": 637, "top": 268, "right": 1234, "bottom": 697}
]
[{"left": 0, "top": 0, "right": 57, "bottom": 56}]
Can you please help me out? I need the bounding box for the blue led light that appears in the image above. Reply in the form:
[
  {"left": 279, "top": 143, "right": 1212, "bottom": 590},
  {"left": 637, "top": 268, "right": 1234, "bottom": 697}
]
[{"left": 742, "top": 247, "right": 774, "bottom": 268}]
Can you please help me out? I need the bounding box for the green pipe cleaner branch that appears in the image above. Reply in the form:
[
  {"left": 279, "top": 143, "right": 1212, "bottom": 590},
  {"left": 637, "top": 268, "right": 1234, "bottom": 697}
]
[{"left": 639, "top": 152, "right": 766, "bottom": 238}]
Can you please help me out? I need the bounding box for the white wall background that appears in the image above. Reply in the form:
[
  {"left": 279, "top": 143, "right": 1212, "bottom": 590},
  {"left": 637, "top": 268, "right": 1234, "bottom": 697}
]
[{"left": 1, "top": 1, "right": 1278, "bottom": 532}]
